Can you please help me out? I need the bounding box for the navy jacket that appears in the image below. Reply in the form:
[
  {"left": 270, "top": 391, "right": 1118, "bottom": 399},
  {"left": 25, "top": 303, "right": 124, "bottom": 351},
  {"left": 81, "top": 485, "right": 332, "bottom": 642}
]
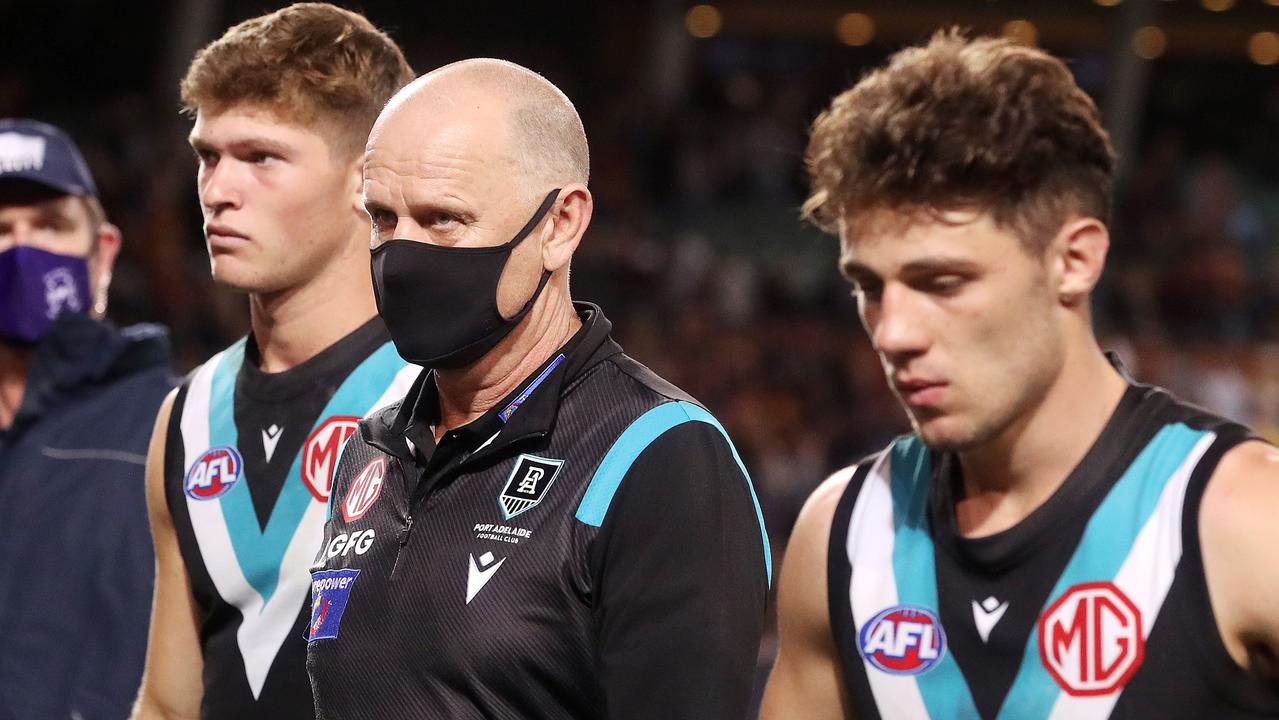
[{"left": 0, "top": 313, "right": 178, "bottom": 720}]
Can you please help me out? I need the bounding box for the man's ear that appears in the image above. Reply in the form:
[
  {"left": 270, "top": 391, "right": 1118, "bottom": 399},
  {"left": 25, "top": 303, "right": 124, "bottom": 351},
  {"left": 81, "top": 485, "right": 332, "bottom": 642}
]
[
  {"left": 541, "top": 184, "right": 592, "bottom": 274},
  {"left": 348, "top": 156, "right": 367, "bottom": 219},
  {"left": 1049, "top": 217, "right": 1109, "bottom": 307},
  {"left": 89, "top": 222, "right": 122, "bottom": 317}
]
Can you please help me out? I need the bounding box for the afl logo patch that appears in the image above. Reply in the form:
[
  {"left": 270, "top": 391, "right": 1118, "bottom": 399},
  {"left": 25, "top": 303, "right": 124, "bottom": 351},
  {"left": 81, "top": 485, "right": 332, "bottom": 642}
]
[
  {"left": 1039, "top": 581, "right": 1145, "bottom": 696},
  {"left": 858, "top": 605, "right": 946, "bottom": 676},
  {"left": 342, "top": 457, "right": 386, "bottom": 522},
  {"left": 184, "top": 446, "right": 243, "bottom": 501},
  {"left": 302, "top": 415, "right": 361, "bottom": 502},
  {"left": 499, "top": 454, "right": 564, "bottom": 519}
]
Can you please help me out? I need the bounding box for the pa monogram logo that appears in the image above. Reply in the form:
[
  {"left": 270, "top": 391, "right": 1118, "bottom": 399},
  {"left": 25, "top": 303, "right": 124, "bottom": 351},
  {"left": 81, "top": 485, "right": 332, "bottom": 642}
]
[{"left": 498, "top": 454, "right": 564, "bottom": 519}]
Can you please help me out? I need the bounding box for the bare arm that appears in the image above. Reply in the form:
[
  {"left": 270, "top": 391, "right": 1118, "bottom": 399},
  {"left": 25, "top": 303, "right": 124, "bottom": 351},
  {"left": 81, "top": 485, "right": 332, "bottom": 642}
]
[
  {"left": 131, "top": 390, "right": 204, "bottom": 720},
  {"left": 1200, "top": 440, "right": 1279, "bottom": 678},
  {"left": 759, "top": 472, "right": 856, "bottom": 720}
]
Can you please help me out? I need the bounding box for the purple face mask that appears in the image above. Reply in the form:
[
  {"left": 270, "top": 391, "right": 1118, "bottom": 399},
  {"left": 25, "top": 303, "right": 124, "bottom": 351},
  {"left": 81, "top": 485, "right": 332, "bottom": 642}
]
[{"left": 0, "top": 245, "right": 92, "bottom": 344}]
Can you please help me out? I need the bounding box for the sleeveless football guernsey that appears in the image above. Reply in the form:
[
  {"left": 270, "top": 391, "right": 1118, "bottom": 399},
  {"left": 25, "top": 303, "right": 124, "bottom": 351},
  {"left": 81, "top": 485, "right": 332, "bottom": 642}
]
[
  {"left": 163, "top": 319, "right": 416, "bottom": 718},
  {"left": 829, "top": 383, "right": 1279, "bottom": 719}
]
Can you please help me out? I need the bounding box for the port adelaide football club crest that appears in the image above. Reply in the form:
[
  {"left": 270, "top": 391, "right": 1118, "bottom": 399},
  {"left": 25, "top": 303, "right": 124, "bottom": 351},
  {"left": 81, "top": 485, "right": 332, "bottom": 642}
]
[{"left": 499, "top": 454, "right": 564, "bottom": 519}]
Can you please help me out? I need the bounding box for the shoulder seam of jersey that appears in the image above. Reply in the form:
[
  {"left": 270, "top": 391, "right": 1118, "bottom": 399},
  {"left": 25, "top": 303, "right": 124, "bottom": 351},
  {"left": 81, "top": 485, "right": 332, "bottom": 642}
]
[{"left": 573, "top": 399, "right": 773, "bottom": 584}]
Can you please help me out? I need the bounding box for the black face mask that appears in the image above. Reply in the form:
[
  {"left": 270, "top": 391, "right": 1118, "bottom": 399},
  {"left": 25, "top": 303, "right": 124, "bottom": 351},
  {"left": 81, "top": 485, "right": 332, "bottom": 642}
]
[{"left": 371, "top": 189, "right": 561, "bottom": 369}]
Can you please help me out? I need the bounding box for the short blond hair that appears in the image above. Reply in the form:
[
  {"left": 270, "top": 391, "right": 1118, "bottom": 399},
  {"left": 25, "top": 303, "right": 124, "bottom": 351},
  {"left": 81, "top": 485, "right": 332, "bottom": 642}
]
[{"left": 180, "top": 3, "right": 414, "bottom": 158}]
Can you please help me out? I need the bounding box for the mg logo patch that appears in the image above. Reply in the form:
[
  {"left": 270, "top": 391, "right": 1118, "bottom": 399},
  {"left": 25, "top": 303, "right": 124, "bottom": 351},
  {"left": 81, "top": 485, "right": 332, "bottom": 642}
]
[
  {"left": 302, "top": 415, "right": 360, "bottom": 502},
  {"left": 499, "top": 454, "right": 563, "bottom": 519},
  {"left": 1039, "top": 581, "right": 1145, "bottom": 696},
  {"left": 342, "top": 457, "right": 386, "bottom": 523},
  {"left": 184, "top": 446, "right": 243, "bottom": 501}
]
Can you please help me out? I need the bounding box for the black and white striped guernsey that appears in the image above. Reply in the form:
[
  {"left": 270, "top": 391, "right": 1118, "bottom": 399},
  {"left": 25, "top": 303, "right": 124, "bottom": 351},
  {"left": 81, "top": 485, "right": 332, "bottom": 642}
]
[
  {"left": 828, "top": 380, "right": 1279, "bottom": 720},
  {"left": 163, "top": 318, "right": 415, "bottom": 718}
]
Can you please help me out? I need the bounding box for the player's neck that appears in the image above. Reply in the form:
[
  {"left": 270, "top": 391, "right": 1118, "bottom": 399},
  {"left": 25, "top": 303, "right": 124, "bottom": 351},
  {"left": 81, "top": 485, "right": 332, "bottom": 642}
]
[
  {"left": 248, "top": 244, "right": 377, "bottom": 373},
  {"left": 955, "top": 336, "right": 1127, "bottom": 537},
  {"left": 0, "top": 343, "right": 31, "bottom": 429},
  {"left": 433, "top": 282, "right": 580, "bottom": 440}
]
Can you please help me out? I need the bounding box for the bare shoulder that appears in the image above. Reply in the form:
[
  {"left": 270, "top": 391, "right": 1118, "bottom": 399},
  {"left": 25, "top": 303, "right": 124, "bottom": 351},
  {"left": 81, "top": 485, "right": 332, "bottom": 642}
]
[
  {"left": 1199, "top": 439, "right": 1279, "bottom": 668},
  {"left": 1201, "top": 440, "right": 1279, "bottom": 537},
  {"left": 151, "top": 387, "right": 179, "bottom": 444},
  {"left": 790, "top": 467, "right": 858, "bottom": 558},
  {"left": 803, "top": 467, "right": 858, "bottom": 527},
  {"left": 782, "top": 465, "right": 859, "bottom": 613},
  {"left": 760, "top": 466, "right": 860, "bottom": 720},
  {"left": 144, "top": 389, "right": 180, "bottom": 502}
]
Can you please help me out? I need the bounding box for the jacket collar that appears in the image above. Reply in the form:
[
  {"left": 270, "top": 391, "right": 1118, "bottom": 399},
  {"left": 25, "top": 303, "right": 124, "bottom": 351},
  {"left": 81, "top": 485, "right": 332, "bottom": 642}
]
[
  {"left": 365, "top": 302, "right": 620, "bottom": 461},
  {"left": 9, "top": 313, "right": 172, "bottom": 429}
]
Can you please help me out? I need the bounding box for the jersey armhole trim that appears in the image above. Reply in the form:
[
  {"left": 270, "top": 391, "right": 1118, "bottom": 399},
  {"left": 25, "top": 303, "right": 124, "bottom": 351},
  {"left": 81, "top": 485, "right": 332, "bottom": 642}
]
[
  {"left": 162, "top": 383, "right": 192, "bottom": 522},
  {"left": 826, "top": 460, "right": 882, "bottom": 720},
  {"left": 1177, "top": 429, "right": 1279, "bottom": 711}
]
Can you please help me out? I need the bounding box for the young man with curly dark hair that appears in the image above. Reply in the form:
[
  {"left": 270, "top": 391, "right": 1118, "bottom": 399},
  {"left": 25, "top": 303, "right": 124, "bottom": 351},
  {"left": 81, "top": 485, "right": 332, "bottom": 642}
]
[{"left": 762, "top": 31, "right": 1279, "bottom": 720}]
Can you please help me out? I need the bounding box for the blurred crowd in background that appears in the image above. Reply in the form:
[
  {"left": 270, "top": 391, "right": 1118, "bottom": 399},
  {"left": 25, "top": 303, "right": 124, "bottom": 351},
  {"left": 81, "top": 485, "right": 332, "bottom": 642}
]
[{"left": 5, "top": 0, "right": 1279, "bottom": 568}]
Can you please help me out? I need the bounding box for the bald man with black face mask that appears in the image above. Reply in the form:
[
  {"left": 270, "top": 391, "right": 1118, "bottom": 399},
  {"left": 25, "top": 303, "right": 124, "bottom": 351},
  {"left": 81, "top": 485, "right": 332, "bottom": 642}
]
[{"left": 305, "top": 59, "right": 772, "bottom": 720}]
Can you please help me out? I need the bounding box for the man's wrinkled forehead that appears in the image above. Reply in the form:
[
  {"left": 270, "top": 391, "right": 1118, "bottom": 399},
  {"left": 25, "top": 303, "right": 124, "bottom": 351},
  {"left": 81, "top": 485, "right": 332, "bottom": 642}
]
[
  {"left": 838, "top": 206, "right": 992, "bottom": 272},
  {"left": 371, "top": 74, "right": 509, "bottom": 143},
  {"left": 364, "top": 93, "right": 518, "bottom": 184},
  {"left": 841, "top": 205, "right": 989, "bottom": 245},
  {"left": 839, "top": 206, "right": 918, "bottom": 266},
  {"left": 194, "top": 102, "right": 373, "bottom": 166}
]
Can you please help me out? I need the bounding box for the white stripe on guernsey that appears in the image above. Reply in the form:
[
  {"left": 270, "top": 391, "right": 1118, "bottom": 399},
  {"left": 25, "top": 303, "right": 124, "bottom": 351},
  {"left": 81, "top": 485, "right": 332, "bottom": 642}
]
[
  {"left": 847, "top": 451, "right": 933, "bottom": 720},
  {"left": 1046, "top": 432, "right": 1217, "bottom": 720},
  {"left": 235, "top": 359, "right": 412, "bottom": 696},
  {"left": 182, "top": 354, "right": 267, "bottom": 693},
  {"left": 238, "top": 498, "right": 327, "bottom": 692},
  {"left": 365, "top": 364, "right": 419, "bottom": 417},
  {"left": 180, "top": 351, "right": 307, "bottom": 699}
]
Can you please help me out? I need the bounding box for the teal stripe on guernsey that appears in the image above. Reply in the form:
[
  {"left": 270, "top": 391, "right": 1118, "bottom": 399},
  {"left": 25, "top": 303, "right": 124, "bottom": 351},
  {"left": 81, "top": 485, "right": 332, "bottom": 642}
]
[
  {"left": 574, "top": 400, "right": 773, "bottom": 585},
  {"left": 209, "top": 341, "right": 407, "bottom": 605},
  {"left": 888, "top": 437, "right": 982, "bottom": 719},
  {"left": 995, "top": 423, "right": 1208, "bottom": 720}
]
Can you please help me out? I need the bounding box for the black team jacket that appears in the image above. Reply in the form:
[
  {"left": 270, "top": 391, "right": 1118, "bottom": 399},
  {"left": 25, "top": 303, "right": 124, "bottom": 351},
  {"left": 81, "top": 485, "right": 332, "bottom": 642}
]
[{"left": 307, "top": 303, "right": 771, "bottom": 719}]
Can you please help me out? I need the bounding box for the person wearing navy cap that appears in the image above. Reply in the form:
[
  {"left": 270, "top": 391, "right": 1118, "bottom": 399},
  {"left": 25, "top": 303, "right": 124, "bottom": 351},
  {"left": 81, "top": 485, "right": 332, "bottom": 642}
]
[{"left": 0, "top": 118, "right": 178, "bottom": 720}]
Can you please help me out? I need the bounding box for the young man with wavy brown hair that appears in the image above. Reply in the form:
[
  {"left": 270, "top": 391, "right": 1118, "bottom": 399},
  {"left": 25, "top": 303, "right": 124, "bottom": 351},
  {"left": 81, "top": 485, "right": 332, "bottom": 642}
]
[
  {"left": 762, "top": 31, "right": 1279, "bottom": 720},
  {"left": 132, "top": 5, "right": 416, "bottom": 718}
]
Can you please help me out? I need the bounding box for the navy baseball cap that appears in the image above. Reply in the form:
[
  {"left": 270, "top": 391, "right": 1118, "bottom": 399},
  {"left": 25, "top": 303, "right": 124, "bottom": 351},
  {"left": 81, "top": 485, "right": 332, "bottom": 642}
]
[{"left": 0, "top": 119, "right": 98, "bottom": 197}]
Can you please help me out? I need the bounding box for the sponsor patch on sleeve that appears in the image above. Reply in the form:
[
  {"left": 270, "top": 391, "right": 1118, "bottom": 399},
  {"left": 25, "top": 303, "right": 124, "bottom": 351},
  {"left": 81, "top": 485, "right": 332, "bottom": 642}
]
[{"left": 308, "top": 568, "right": 361, "bottom": 642}]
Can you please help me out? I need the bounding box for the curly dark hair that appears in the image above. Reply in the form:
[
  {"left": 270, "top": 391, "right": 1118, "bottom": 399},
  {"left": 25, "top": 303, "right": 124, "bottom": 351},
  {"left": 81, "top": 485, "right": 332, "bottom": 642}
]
[
  {"left": 180, "top": 3, "right": 414, "bottom": 158},
  {"left": 804, "top": 30, "right": 1117, "bottom": 250}
]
